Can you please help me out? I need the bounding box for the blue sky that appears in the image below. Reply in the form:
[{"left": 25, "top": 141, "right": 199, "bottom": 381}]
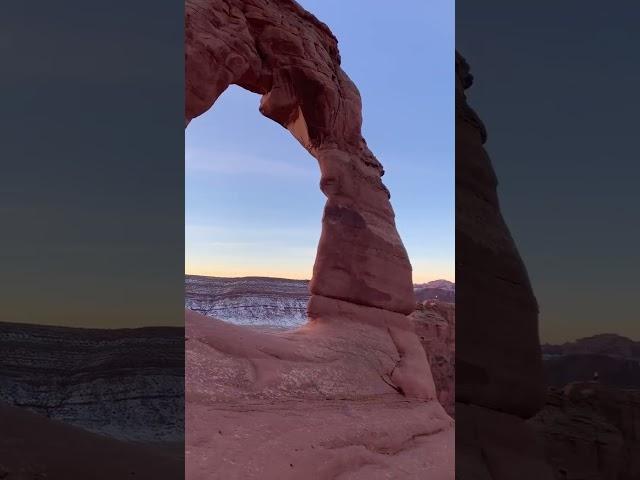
[{"left": 185, "top": 0, "right": 454, "bottom": 283}]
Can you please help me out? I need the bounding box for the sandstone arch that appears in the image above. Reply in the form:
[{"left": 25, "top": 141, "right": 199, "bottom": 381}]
[
  {"left": 185, "top": 2, "right": 453, "bottom": 478},
  {"left": 186, "top": 0, "right": 415, "bottom": 317}
]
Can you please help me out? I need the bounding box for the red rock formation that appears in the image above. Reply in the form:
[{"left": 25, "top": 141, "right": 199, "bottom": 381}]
[
  {"left": 185, "top": 2, "right": 452, "bottom": 478},
  {"left": 186, "top": 308, "right": 453, "bottom": 479},
  {"left": 410, "top": 301, "right": 456, "bottom": 416},
  {"left": 456, "top": 52, "right": 553, "bottom": 479},
  {"left": 186, "top": 0, "right": 414, "bottom": 316}
]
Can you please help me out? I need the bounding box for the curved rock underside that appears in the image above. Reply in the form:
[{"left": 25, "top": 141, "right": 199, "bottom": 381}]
[
  {"left": 455, "top": 52, "right": 553, "bottom": 479},
  {"left": 185, "top": 1, "right": 453, "bottom": 479}
]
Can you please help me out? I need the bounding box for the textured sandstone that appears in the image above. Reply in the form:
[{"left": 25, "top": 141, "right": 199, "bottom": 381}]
[
  {"left": 186, "top": 309, "right": 452, "bottom": 479},
  {"left": 185, "top": 2, "right": 452, "bottom": 477}
]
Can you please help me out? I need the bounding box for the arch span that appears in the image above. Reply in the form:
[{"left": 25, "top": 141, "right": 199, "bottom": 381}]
[{"left": 185, "top": 0, "right": 415, "bottom": 316}]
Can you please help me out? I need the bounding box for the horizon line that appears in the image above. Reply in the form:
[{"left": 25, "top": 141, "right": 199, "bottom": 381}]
[{"left": 185, "top": 272, "right": 455, "bottom": 284}]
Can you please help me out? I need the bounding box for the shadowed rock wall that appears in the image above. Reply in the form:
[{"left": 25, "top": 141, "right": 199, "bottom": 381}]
[{"left": 456, "top": 51, "right": 553, "bottom": 479}]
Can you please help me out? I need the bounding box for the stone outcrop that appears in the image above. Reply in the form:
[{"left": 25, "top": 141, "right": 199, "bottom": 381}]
[
  {"left": 185, "top": 2, "right": 452, "bottom": 478},
  {"left": 410, "top": 301, "right": 455, "bottom": 416},
  {"left": 456, "top": 52, "right": 553, "bottom": 479},
  {"left": 186, "top": 308, "right": 453, "bottom": 479},
  {"left": 531, "top": 383, "right": 640, "bottom": 480}
]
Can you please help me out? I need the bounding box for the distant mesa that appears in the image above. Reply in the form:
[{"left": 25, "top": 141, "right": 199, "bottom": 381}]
[
  {"left": 542, "top": 333, "right": 640, "bottom": 389},
  {"left": 0, "top": 321, "right": 184, "bottom": 443},
  {"left": 414, "top": 279, "right": 455, "bottom": 303},
  {"left": 185, "top": 274, "right": 455, "bottom": 328},
  {"left": 542, "top": 333, "right": 640, "bottom": 359},
  {"left": 185, "top": 275, "right": 309, "bottom": 328}
]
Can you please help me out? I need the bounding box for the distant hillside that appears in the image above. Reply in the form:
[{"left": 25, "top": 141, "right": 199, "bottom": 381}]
[
  {"left": 185, "top": 275, "right": 310, "bottom": 328},
  {"left": 0, "top": 322, "right": 184, "bottom": 442},
  {"left": 542, "top": 333, "right": 640, "bottom": 358},
  {"left": 542, "top": 333, "right": 640, "bottom": 388},
  {"left": 414, "top": 280, "right": 455, "bottom": 303},
  {"left": 185, "top": 275, "right": 455, "bottom": 328}
]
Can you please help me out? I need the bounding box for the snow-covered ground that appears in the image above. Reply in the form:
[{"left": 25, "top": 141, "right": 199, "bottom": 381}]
[{"left": 185, "top": 275, "right": 456, "bottom": 328}]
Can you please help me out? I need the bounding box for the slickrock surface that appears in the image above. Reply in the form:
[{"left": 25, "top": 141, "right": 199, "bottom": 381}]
[
  {"left": 456, "top": 52, "right": 553, "bottom": 479},
  {"left": 0, "top": 321, "right": 184, "bottom": 443},
  {"left": 186, "top": 309, "right": 453, "bottom": 479},
  {"left": 185, "top": 1, "right": 452, "bottom": 477},
  {"left": 410, "top": 301, "right": 455, "bottom": 416},
  {"left": 531, "top": 383, "right": 640, "bottom": 480},
  {"left": 0, "top": 403, "right": 183, "bottom": 480}
]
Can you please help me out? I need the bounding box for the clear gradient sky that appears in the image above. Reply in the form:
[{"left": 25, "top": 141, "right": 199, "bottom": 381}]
[
  {"left": 458, "top": 2, "right": 640, "bottom": 342},
  {"left": 186, "top": 0, "right": 454, "bottom": 283}
]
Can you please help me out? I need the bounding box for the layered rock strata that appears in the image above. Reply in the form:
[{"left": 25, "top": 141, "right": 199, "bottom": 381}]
[{"left": 0, "top": 322, "right": 184, "bottom": 443}]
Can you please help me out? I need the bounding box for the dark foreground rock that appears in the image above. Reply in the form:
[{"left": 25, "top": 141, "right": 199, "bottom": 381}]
[
  {"left": 531, "top": 382, "right": 640, "bottom": 480},
  {"left": 0, "top": 403, "right": 183, "bottom": 480}
]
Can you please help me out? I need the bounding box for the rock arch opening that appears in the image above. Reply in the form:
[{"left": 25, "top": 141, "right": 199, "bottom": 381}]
[
  {"left": 186, "top": 0, "right": 416, "bottom": 321},
  {"left": 185, "top": 85, "right": 323, "bottom": 328}
]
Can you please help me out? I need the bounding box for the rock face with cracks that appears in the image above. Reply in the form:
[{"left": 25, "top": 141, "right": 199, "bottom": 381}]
[
  {"left": 185, "top": 1, "right": 453, "bottom": 478},
  {"left": 455, "top": 52, "right": 553, "bottom": 479}
]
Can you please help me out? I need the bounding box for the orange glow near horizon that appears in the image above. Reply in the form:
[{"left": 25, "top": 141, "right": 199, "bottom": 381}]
[{"left": 185, "top": 261, "right": 455, "bottom": 284}]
